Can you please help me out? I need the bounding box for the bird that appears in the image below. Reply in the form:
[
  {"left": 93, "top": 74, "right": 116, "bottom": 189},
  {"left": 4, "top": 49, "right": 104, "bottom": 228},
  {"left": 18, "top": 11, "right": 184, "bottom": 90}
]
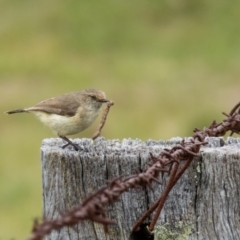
[{"left": 5, "top": 89, "right": 109, "bottom": 150}]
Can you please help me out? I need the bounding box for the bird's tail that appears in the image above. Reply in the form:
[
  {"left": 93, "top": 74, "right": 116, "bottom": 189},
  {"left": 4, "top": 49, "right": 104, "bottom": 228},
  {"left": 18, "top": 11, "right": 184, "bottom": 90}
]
[{"left": 5, "top": 109, "right": 27, "bottom": 114}]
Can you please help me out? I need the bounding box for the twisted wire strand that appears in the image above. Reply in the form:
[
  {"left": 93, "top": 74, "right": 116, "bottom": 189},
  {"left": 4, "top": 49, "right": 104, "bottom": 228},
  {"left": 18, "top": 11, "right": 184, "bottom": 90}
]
[{"left": 28, "top": 102, "right": 240, "bottom": 240}]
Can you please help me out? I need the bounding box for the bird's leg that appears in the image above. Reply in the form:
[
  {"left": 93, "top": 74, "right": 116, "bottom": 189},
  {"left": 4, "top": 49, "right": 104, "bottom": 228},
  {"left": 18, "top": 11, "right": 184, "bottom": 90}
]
[{"left": 59, "top": 135, "right": 82, "bottom": 151}]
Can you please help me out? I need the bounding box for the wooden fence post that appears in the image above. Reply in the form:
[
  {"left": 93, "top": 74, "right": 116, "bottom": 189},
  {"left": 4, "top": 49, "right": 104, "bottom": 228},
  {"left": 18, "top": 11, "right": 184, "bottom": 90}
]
[{"left": 41, "top": 137, "right": 240, "bottom": 240}]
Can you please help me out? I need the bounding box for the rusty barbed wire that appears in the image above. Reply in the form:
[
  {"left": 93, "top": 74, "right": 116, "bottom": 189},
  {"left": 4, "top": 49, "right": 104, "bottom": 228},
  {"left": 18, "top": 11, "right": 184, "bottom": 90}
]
[
  {"left": 28, "top": 169, "right": 169, "bottom": 240},
  {"left": 27, "top": 102, "right": 240, "bottom": 240},
  {"left": 135, "top": 102, "right": 240, "bottom": 231}
]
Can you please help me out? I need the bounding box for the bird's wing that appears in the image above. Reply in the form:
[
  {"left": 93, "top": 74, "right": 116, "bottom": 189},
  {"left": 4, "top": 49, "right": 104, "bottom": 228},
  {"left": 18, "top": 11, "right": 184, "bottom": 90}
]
[{"left": 28, "top": 92, "right": 81, "bottom": 117}]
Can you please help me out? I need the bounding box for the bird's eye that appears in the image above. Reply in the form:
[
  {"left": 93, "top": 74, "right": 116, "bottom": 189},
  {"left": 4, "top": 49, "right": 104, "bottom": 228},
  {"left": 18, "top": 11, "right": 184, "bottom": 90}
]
[{"left": 91, "top": 95, "right": 97, "bottom": 100}]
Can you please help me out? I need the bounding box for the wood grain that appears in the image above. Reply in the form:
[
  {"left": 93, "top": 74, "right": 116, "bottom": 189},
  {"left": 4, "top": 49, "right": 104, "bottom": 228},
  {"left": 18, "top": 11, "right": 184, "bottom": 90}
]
[{"left": 41, "top": 137, "right": 240, "bottom": 240}]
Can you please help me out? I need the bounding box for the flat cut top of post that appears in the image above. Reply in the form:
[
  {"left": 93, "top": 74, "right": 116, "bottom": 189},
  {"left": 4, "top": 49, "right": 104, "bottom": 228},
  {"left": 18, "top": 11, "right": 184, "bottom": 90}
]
[
  {"left": 41, "top": 136, "right": 240, "bottom": 155},
  {"left": 41, "top": 137, "right": 180, "bottom": 159}
]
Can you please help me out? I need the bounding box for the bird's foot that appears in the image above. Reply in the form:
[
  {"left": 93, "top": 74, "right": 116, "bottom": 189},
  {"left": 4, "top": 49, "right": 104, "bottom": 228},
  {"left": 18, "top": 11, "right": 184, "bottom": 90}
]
[
  {"left": 62, "top": 142, "right": 82, "bottom": 151},
  {"left": 59, "top": 136, "right": 82, "bottom": 151}
]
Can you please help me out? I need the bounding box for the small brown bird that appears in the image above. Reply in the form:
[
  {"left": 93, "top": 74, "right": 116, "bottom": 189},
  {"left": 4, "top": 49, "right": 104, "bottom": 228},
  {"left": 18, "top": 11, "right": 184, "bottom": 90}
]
[{"left": 5, "top": 89, "right": 109, "bottom": 150}]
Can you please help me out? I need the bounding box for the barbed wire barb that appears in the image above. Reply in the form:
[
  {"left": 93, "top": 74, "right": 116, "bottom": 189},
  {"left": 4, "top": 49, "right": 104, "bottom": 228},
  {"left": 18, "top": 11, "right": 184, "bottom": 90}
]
[{"left": 27, "top": 102, "right": 240, "bottom": 240}]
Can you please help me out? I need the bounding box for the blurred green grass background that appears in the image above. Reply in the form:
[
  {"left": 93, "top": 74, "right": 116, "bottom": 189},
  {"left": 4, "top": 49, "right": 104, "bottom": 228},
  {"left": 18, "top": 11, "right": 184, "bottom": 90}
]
[{"left": 1, "top": 0, "right": 240, "bottom": 238}]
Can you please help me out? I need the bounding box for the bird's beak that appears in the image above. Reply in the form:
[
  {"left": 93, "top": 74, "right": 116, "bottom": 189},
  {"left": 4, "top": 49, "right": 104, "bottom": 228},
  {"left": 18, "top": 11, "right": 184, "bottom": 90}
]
[{"left": 98, "top": 99, "right": 110, "bottom": 103}]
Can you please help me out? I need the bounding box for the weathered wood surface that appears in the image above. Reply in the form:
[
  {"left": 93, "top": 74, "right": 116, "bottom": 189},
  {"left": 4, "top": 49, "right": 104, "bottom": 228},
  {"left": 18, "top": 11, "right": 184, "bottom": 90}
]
[{"left": 41, "top": 137, "right": 240, "bottom": 240}]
